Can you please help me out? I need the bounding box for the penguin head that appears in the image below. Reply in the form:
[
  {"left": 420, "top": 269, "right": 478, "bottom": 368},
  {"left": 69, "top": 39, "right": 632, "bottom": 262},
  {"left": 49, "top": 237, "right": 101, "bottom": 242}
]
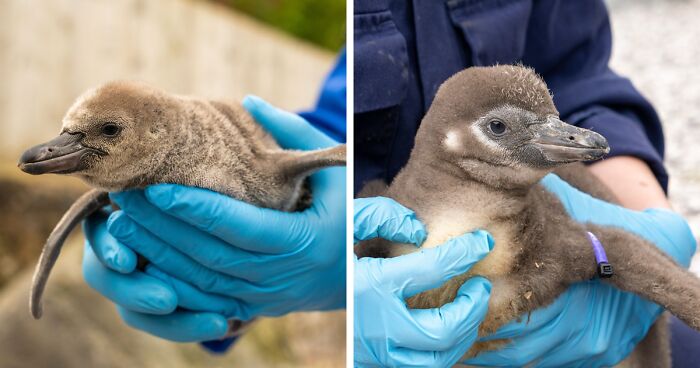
[
  {"left": 415, "top": 65, "right": 609, "bottom": 188},
  {"left": 18, "top": 81, "right": 174, "bottom": 190}
]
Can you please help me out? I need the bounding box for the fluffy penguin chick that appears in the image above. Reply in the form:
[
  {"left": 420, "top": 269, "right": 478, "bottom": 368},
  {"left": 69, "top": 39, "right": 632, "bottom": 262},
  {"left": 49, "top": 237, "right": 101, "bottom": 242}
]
[
  {"left": 18, "top": 81, "right": 346, "bottom": 319},
  {"left": 355, "top": 65, "right": 700, "bottom": 364}
]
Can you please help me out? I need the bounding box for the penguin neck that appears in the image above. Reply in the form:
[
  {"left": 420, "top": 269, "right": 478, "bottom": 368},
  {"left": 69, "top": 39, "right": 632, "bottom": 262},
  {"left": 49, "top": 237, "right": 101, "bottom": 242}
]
[
  {"left": 388, "top": 149, "right": 533, "bottom": 251},
  {"left": 396, "top": 155, "right": 529, "bottom": 216}
]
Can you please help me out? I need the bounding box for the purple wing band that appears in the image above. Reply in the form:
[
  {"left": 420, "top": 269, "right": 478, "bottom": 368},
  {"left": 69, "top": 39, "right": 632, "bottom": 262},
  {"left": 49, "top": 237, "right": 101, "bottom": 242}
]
[{"left": 586, "top": 231, "right": 609, "bottom": 264}]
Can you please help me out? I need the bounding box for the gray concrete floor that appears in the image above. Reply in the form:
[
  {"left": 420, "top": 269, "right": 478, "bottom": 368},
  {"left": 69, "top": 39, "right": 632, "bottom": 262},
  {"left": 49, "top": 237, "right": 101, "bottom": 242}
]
[{"left": 607, "top": 0, "right": 700, "bottom": 273}]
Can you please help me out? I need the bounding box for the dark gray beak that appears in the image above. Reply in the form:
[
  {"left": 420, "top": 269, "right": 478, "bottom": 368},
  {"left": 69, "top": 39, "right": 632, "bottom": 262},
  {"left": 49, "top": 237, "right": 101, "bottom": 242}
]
[
  {"left": 530, "top": 117, "right": 610, "bottom": 163},
  {"left": 18, "top": 132, "right": 96, "bottom": 175}
]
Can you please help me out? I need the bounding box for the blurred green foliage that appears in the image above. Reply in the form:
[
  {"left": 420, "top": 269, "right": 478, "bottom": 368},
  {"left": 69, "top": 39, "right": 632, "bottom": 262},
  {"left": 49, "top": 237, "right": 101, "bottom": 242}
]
[{"left": 212, "top": 0, "right": 346, "bottom": 51}]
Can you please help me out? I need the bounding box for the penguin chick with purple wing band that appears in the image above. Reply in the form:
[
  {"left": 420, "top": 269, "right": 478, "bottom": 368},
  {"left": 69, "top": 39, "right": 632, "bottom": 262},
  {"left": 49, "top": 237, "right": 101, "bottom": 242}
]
[{"left": 355, "top": 65, "right": 700, "bottom": 365}]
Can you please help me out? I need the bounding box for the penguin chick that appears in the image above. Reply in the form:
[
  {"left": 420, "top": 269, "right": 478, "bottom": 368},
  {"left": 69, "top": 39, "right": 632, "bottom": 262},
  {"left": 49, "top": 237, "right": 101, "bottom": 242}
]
[
  {"left": 356, "top": 65, "right": 700, "bottom": 363},
  {"left": 19, "top": 81, "right": 346, "bottom": 319}
]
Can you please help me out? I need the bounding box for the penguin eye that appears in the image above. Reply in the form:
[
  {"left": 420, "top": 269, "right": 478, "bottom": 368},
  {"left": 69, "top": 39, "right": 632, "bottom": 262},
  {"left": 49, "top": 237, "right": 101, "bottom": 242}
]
[
  {"left": 488, "top": 120, "right": 507, "bottom": 136},
  {"left": 101, "top": 123, "right": 121, "bottom": 137}
]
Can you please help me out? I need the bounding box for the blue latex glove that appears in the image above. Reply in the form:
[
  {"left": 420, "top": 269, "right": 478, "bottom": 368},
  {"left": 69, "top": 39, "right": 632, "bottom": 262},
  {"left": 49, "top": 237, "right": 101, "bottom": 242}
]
[
  {"left": 464, "top": 173, "right": 696, "bottom": 367},
  {"left": 354, "top": 197, "right": 494, "bottom": 367},
  {"left": 82, "top": 96, "right": 346, "bottom": 342}
]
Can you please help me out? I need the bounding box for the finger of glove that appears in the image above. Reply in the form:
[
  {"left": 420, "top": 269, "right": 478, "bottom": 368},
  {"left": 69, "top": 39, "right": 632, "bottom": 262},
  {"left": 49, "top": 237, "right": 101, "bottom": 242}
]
[
  {"left": 388, "top": 340, "right": 483, "bottom": 368},
  {"left": 540, "top": 174, "right": 624, "bottom": 222},
  {"left": 467, "top": 283, "right": 597, "bottom": 366},
  {"left": 308, "top": 166, "right": 347, "bottom": 217},
  {"left": 354, "top": 348, "right": 433, "bottom": 368},
  {"left": 541, "top": 174, "right": 652, "bottom": 237},
  {"left": 466, "top": 322, "right": 569, "bottom": 366},
  {"left": 83, "top": 211, "right": 137, "bottom": 273},
  {"left": 112, "top": 191, "right": 268, "bottom": 281},
  {"left": 353, "top": 197, "right": 427, "bottom": 245},
  {"left": 467, "top": 327, "right": 563, "bottom": 366},
  {"left": 467, "top": 282, "right": 661, "bottom": 366},
  {"left": 82, "top": 242, "right": 177, "bottom": 314},
  {"left": 375, "top": 349, "right": 453, "bottom": 368},
  {"left": 475, "top": 283, "right": 575, "bottom": 343},
  {"left": 117, "top": 306, "right": 228, "bottom": 343},
  {"left": 536, "top": 284, "right": 662, "bottom": 367},
  {"left": 642, "top": 208, "right": 697, "bottom": 266},
  {"left": 145, "top": 265, "right": 252, "bottom": 321},
  {"left": 107, "top": 211, "right": 260, "bottom": 297},
  {"left": 542, "top": 174, "right": 696, "bottom": 265},
  {"left": 381, "top": 230, "right": 493, "bottom": 298},
  {"left": 400, "top": 277, "right": 491, "bottom": 351},
  {"left": 144, "top": 184, "right": 305, "bottom": 254},
  {"left": 242, "top": 95, "right": 336, "bottom": 149},
  {"left": 545, "top": 319, "right": 652, "bottom": 368}
]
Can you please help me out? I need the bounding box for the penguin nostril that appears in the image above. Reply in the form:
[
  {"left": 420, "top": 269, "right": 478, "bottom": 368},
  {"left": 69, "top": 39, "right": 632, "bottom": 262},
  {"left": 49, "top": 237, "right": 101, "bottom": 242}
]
[
  {"left": 568, "top": 136, "right": 575, "bottom": 141},
  {"left": 47, "top": 148, "right": 53, "bottom": 153}
]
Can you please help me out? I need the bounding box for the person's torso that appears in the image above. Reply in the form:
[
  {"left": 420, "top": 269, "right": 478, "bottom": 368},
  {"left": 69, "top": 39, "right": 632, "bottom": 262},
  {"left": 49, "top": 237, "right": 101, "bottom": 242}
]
[{"left": 353, "top": 0, "right": 608, "bottom": 192}]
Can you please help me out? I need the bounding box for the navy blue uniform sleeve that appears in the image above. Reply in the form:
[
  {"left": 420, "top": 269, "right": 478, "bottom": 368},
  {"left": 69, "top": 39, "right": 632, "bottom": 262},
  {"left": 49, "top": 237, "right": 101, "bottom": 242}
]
[
  {"left": 525, "top": 1, "right": 667, "bottom": 190},
  {"left": 199, "top": 49, "right": 346, "bottom": 354},
  {"left": 299, "top": 49, "right": 347, "bottom": 143}
]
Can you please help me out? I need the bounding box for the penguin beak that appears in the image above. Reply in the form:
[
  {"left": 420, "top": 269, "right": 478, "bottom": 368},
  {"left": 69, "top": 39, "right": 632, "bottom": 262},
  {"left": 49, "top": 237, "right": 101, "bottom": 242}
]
[
  {"left": 18, "top": 132, "right": 98, "bottom": 175},
  {"left": 530, "top": 117, "right": 610, "bottom": 163}
]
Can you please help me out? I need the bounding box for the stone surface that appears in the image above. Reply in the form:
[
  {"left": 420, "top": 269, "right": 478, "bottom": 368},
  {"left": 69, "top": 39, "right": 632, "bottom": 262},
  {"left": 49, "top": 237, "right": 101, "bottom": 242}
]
[{"left": 607, "top": 0, "right": 700, "bottom": 273}]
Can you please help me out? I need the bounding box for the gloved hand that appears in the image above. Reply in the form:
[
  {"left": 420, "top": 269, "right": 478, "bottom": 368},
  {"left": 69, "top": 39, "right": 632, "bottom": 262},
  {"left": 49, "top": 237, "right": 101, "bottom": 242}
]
[
  {"left": 82, "top": 96, "right": 346, "bottom": 342},
  {"left": 464, "top": 173, "right": 697, "bottom": 367},
  {"left": 354, "top": 197, "right": 494, "bottom": 367}
]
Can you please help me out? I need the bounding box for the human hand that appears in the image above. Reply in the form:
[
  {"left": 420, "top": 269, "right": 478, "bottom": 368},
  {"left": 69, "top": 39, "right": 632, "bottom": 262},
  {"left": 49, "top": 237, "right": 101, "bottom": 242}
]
[
  {"left": 82, "top": 96, "right": 346, "bottom": 342},
  {"left": 82, "top": 212, "right": 231, "bottom": 342},
  {"left": 354, "top": 197, "right": 493, "bottom": 367},
  {"left": 464, "top": 173, "right": 696, "bottom": 367}
]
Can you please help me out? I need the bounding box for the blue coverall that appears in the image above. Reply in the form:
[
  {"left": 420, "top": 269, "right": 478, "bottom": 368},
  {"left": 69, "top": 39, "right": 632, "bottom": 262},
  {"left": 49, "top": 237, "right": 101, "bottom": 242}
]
[
  {"left": 353, "top": 0, "right": 698, "bottom": 366},
  {"left": 354, "top": 0, "right": 665, "bottom": 190}
]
